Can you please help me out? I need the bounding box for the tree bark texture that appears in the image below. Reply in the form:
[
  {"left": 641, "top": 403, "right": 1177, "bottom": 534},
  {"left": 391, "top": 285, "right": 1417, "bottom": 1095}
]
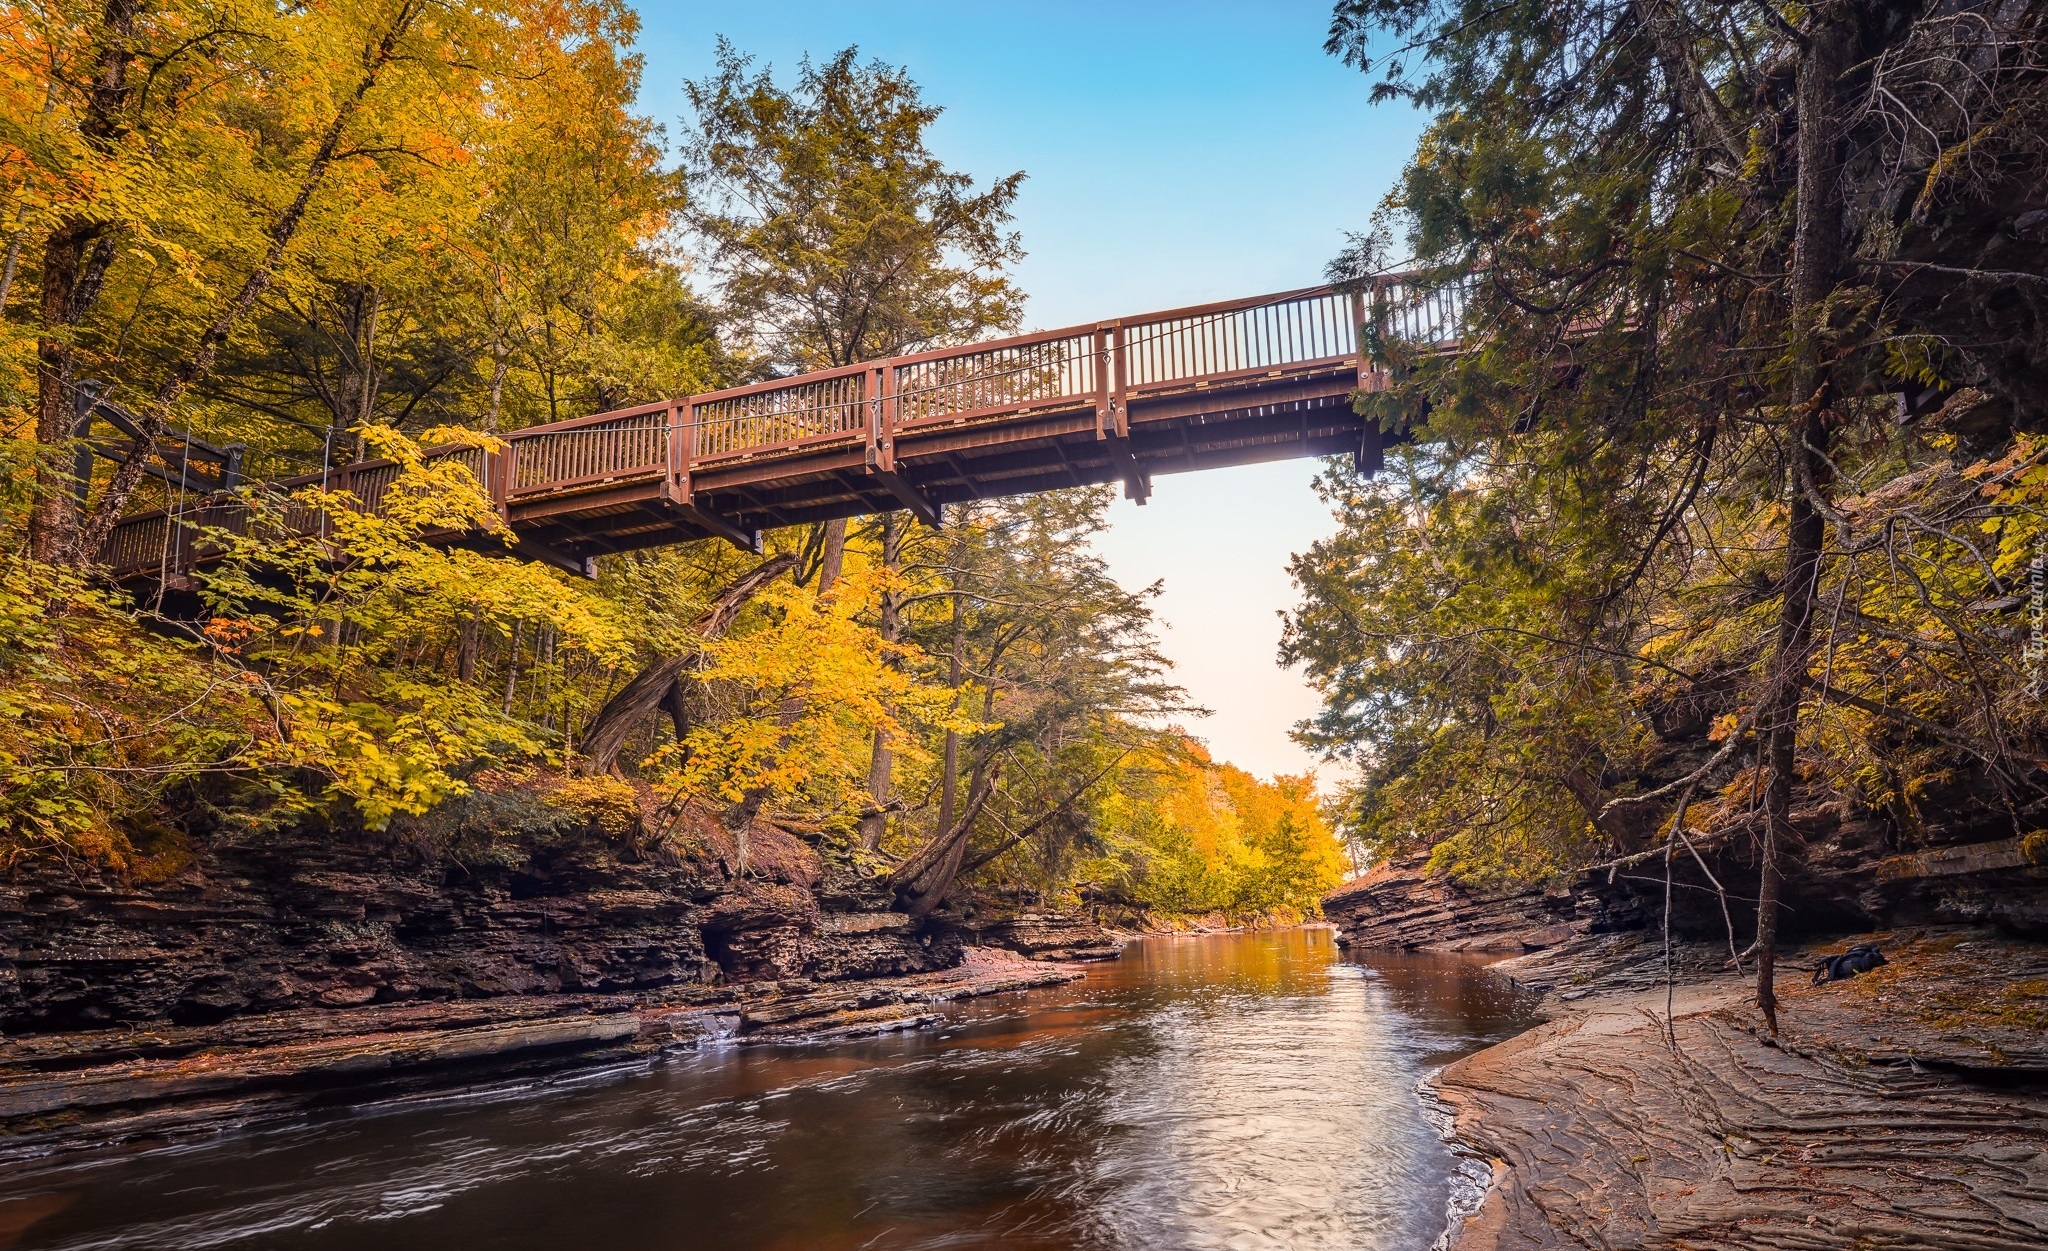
[
  {"left": 1757, "top": 3, "right": 1851, "bottom": 1034},
  {"left": 817, "top": 516, "right": 847, "bottom": 595},
  {"left": 859, "top": 513, "right": 903, "bottom": 850},
  {"left": 27, "top": 0, "right": 137, "bottom": 563},
  {"left": 576, "top": 554, "right": 795, "bottom": 775}
]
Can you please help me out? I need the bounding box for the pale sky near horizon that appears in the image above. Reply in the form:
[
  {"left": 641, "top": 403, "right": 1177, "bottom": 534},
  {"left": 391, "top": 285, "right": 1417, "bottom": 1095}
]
[{"left": 631, "top": 2, "right": 1426, "bottom": 781}]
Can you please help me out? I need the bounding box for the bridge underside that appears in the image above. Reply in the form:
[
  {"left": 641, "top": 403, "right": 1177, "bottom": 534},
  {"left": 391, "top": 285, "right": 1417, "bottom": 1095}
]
[{"left": 497, "top": 367, "right": 1376, "bottom": 564}]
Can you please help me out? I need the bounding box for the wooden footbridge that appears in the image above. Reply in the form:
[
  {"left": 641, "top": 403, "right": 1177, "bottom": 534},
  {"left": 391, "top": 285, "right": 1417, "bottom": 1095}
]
[{"left": 101, "top": 278, "right": 1464, "bottom": 583}]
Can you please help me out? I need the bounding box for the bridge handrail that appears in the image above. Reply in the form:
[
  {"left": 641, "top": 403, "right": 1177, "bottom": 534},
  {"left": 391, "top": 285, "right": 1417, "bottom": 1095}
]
[{"left": 103, "top": 273, "right": 1472, "bottom": 577}]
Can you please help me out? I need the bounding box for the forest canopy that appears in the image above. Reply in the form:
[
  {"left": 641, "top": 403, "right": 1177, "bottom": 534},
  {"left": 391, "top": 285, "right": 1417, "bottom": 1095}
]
[
  {"left": 1300, "top": 0, "right": 2047, "bottom": 1022},
  {"left": 0, "top": 3, "right": 1344, "bottom": 925}
]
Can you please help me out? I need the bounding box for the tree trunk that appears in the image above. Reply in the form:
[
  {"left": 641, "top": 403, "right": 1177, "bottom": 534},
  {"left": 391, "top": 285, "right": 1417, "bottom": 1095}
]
[
  {"left": 888, "top": 762, "right": 1001, "bottom": 916},
  {"left": 894, "top": 524, "right": 990, "bottom": 917},
  {"left": 817, "top": 516, "right": 847, "bottom": 594},
  {"left": 456, "top": 614, "right": 479, "bottom": 683},
  {"left": 936, "top": 538, "right": 968, "bottom": 835},
  {"left": 577, "top": 554, "right": 795, "bottom": 774},
  {"left": 29, "top": 225, "right": 91, "bottom": 563},
  {"left": 333, "top": 282, "right": 380, "bottom": 442},
  {"left": 663, "top": 677, "right": 692, "bottom": 745},
  {"left": 502, "top": 620, "right": 524, "bottom": 713},
  {"left": 1756, "top": 4, "right": 1851, "bottom": 1034},
  {"left": 27, "top": 0, "right": 139, "bottom": 563},
  {"left": 859, "top": 513, "right": 903, "bottom": 850},
  {"left": 69, "top": 5, "right": 421, "bottom": 565}
]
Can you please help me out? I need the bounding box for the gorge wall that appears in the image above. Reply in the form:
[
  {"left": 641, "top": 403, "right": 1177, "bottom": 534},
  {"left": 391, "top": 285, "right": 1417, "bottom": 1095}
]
[
  {"left": 1326, "top": 791, "right": 2048, "bottom": 952},
  {"left": 0, "top": 779, "right": 1112, "bottom": 1037}
]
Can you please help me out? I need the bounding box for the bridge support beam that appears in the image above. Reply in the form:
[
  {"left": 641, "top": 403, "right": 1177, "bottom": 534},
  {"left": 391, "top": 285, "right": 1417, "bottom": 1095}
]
[
  {"left": 1354, "top": 418, "right": 1384, "bottom": 476},
  {"left": 1094, "top": 324, "right": 1148, "bottom": 504},
  {"left": 869, "top": 465, "right": 943, "bottom": 528},
  {"left": 513, "top": 535, "right": 598, "bottom": 579},
  {"left": 1122, "top": 460, "right": 1151, "bottom": 503},
  {"left": 659, "top": 480, "right": 762, "bottom": 554},
  {"left": 1101, "top": 431, "right": 1147, "bottom": 504}
]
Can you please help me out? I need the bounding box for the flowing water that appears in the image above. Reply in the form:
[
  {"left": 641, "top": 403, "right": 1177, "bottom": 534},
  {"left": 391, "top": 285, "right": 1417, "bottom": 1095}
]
[{"left": 0, "top": 930, "right": 1539, "bottom": 1251}]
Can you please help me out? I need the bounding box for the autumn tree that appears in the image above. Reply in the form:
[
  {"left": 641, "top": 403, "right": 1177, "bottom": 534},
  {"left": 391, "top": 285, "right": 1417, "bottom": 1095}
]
[
  {"left": 0, "top": 0, "right": 717, "bottom": 858},
  {"left": 682, "top": 40, "right": 1024, "bottom": 374},
  {"left": 879, "top": 489, "right": 1193, "bottom": 915},
  {"left": 1310, "top": 0, "right": 2048, "bottom": 1026},
  {"left": 678, "top": 41, "right": 1025, "bottom": 851},
  {"left": 188, "top": 0, "right": 715, "bottom": 468},
  {"left": 16, "top": 0, "right": 469, "bottom": 564}
]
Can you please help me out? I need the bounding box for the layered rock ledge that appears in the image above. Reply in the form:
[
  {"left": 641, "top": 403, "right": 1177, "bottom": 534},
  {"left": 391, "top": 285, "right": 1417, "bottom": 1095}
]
[
  {"left": 0, "top": 788, "right": 1124, "bottom": 1157},
  {"left": 0, "top": 946, "right": 1079, "bottom": 1157},
  {"left": 1437, "top": 931, "right": 2048, "bottom": 1250}
]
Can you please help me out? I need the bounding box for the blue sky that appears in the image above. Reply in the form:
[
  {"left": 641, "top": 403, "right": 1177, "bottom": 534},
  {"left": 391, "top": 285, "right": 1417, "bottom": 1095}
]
[{"left": 631, "top": 2, "right": 1425, "bottom": 780}]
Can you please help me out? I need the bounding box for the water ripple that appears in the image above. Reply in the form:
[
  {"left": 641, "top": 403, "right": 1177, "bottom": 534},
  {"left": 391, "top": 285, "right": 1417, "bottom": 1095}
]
[{"left": 0, "top": 933, "right": 1537, "bottom": 1251}]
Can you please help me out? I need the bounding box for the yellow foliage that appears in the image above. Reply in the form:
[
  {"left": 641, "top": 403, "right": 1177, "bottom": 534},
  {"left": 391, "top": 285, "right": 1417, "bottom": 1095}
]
[
  {"left": 548, "top": 774, "right": 643, "bottom": 840},
  {"left": 1085, "top": 739, "right": 1347, "bottom": 921},
  {"left": 643, "top": 566, "right": 983, "bottom": 818}
]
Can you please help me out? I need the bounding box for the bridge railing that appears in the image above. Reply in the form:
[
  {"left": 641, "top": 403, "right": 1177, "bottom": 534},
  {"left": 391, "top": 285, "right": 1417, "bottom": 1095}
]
[
  {"left": 103, "top": 274, "right": 1473, "bottom": 576},
  {"left": 100, "top": 443, "right": 503, "bottom": 580},
  {"left": 508, "top": 402, "right": 670, "bottom": 494},
  {"left": 1119, "top": 287, "right": 1359, "bottom": 389},
  {"left": 1368, "top": 274, "right": 1469, "bottom": 350},
  {"left": 893, "top": 330, "right": 1098, "bottom": 427},
  {"left": 690, "top": 367, "right": 868, "bottom": 459}
]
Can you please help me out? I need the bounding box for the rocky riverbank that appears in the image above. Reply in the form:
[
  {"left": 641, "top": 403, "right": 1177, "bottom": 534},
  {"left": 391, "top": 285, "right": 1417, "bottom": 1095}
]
[
  {"left": 1438, "top": 929, "right": 2048, "bottom": 1250},
  {"left": 1323, "top": 830, "right": 2048, "bottom": 1249},
  {"left": 0, "top": 945, "right": 1080, "bottom": 1157},
  {"left": 0, "top": 780, "right": 1123, "bottom": 1156}
]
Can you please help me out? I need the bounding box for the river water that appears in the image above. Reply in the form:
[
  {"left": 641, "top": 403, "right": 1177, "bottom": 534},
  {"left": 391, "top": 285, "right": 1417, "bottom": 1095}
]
[{"left": 0, "top": 930, "right": 1538, "bottom": 1251}]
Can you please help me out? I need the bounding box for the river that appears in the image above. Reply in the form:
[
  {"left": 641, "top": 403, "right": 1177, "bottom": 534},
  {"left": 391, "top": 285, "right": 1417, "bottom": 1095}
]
[{"left": 0, "top": 930, "right": 1538, "bottom": 1251}]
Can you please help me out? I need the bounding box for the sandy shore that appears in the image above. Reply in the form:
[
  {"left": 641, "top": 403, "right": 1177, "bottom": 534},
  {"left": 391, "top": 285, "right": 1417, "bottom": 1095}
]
[{"left": 1435, "top": 929, "right": 2048, "bottom": 1249}]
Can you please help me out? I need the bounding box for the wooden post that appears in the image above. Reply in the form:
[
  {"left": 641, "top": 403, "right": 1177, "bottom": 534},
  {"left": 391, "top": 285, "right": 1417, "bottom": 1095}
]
[
  {"left": 878, "top": 363, "right": 900, "bottom": 473},
  {"left": 486, "top": 444, "right": 508, "bottom": 521},
  {"left": 1349, "top": 289, "right": 1370, "bottom": 390},
  {"left": 1094, "top": 327, "right": 1112, "bottom": 440},
  {"left": 671, "top": 400, "right": 694, "bottom": 503},
  {"left": 868, "top": 367, "right": 885, "bottom": 469},
  {"left": 1110, "top": 324, "right": 1130, "bottom": 439}
]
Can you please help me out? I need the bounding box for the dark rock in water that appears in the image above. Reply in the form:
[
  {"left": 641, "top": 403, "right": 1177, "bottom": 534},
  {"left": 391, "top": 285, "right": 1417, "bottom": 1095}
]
[
  {"left": 1809, "top": 942, "right": 1887, "bottom": 984},
  {"left": 968, "top": 912, "right": 1123, "bottom": 961}
]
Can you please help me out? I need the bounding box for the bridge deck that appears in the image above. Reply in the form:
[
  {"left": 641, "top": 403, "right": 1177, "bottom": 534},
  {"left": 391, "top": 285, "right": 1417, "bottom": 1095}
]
[{"left": 103, "top": 279, "right": 1463, "bottom": 582}]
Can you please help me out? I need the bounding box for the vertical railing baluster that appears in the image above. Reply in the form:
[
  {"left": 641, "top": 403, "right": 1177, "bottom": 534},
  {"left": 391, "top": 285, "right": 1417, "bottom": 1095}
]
[{"left": 1112, "top": 323, "right": 1129, "bottom": 438}]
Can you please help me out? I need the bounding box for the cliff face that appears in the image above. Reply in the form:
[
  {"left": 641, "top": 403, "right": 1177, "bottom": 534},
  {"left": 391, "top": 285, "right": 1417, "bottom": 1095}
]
[
  {"left": 0, "top": 784, "right": 952, "bottom": 1036},
  {"left": 1326, "top": 796, "right": 2048, "bottom": 953},
  {"left": 0, "top": 784, "right": 1121, "bottom": 1151},
  {"left": 1322, "top": 853, "right": 1601, "bottom": 952}
]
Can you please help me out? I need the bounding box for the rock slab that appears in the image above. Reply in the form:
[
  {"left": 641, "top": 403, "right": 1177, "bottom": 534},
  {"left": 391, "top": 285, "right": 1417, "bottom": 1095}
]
[{"left": 1438, "top": 934, "right": 2048, "bottom": 1250}]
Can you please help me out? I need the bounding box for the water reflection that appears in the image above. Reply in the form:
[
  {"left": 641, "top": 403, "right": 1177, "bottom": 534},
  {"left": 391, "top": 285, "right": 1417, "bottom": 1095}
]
[{"left": 0, "top": 930, "right": 1537, "bottom": 1251}]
